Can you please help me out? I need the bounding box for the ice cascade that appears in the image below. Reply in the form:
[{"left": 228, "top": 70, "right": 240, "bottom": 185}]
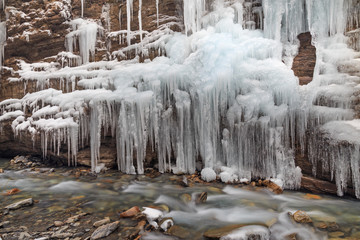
[{"left": 1, "top": 0, "right": 360, "bottom": 196}]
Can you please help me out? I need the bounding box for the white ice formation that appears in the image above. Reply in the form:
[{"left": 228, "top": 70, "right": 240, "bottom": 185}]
[{"left": 1, "top": 0, "right": 360, "bottom": 196}]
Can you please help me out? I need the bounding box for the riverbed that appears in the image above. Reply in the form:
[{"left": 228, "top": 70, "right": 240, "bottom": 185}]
[{"left": 0, "top": 157, "right": 360, "bottom": 240}]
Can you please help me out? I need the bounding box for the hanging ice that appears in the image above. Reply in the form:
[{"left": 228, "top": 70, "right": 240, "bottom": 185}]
[
  {"left": 1, "top": 0, "right": 360, "bottom": 196},
  {"left": 65, "top": 19, "right": 100, "bottom": 64},
  {"left": 126, "top": 0, "right": 134, "bottom": 45},
  {"left": 0, "top": 21, "right": 5, "bottom": 67},
  {"left": 81, "top": 0, "right": 84, "bottom": 17}
]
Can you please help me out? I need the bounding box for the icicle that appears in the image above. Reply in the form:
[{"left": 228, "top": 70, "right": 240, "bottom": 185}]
[
  {"left": 126, "top": 0, "right": 134, "bottom": 45},
  {"left": 119, "top": 8, "right": 122, "bottom": 30},
  {"left": 156, "top": 0, "right": 159, "bottom": 27},
  {"left": 0, "top": 21, "right": 5, "bottom": 67},
  {"left": 138, "top": 0, "right": 143, "bottom": 43},
  {"left": 183, "top": 0, "right": 205, "bottom": 35},
  {"left": 81, "top": 0, "right": 84, "bottom": 17}
]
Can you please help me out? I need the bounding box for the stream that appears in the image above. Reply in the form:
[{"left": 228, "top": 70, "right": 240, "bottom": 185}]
[{"left": 1, "top": 157, "right": 360, "bottom": 240}]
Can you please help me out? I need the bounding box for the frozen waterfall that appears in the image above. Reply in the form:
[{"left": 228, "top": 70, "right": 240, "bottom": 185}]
[{"left": 1, "top": 0, "right": 360, "bottom": 196}]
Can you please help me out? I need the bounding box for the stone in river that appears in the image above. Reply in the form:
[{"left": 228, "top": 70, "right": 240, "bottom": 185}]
[{"left": 90, "top": 221, "right": 120, "bottom": 240}]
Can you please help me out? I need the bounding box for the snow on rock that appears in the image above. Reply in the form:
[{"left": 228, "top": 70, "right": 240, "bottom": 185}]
[
  {"left": 220, "top": 225, "right": 270, "bottom": 240},
  {"left": 142, "top": 207, "right": 163, "bottom": 222},
  {"left": 219, "top": 167, "right": 238, "bottom": 183},
  {"left": 201, "top": 168, "right": 217, "bottom": 182}
]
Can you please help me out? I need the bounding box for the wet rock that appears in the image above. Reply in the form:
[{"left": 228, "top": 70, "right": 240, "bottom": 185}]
[
  {"left": 65, "top": 213, "right": 87, "bottom": 223},
  {"left": 19, "top": 232, "right": 31, "bottom": 240},
  {"left": 90, "top": 221, "right": 119, "bottom": 240},
  {"left": 167, "top": 225, "right": 192, "bottom": 239},
  {"left": 51, "top": 232, "right": 73, "bottom": 239},
  {"left": 117, "top": 227, "right": 140, "bottom": 239},
  {"left": 142, "top": 207, "right": 163, "bottom": 222},
  {"left": 262, "top": 180, "right": 283, "bottom": 194},
  {"left": 93, "top": 217, "right": 110, "bottom": 228},
  {"left": 203, "top": 224, "right": 254, "bottom": 239},
  {"left": 136, "top": 220, "right": 147, "bottom": 230},
  {"left": 329, "top": 231, "right": 345, "bottom": 238},
  {"left": 4, "top": 188, "right": 21, "bottom": 196},
  {"left": 304, "top": 193, "right": 322, "bottom": 200},
  {"left": 54, "top": 221, "right": 63, "bottom": 227},
  {"left": 0, "top": 221, "right": 10, "bottom": 228},
  {"left": 120, "top": 206, "right": 140, "bottom": 218},
  {"left": 159, "top": 218, "right": 174, "bottom": 232},
  {"left": 220, "top": 225, "right": 270, "bottom": 240},
  {"left": 195, "top": 192, "right": 207, "bottom": 204},
  {"left": 4, "top": 198, "right": 33, "bottom": 213},
  {"left": 72, "top": 222, "right": 81, "bottom": 227},
  {"left": 285, "top": 233, "right": 299, "bottom": 240},
  {"left": 315, "top": 221, "right": 340, "bottom": 232},
  {"left": 180, "top": 193, "right": 192, "bottom": 203},
  {"left": 179, "top": 176, "right": 189, "bottom": 187},
  {"left": 291, "top": 210, "right": 312, "bottom": 223},
  {"left": 13, "top": 156, "right": 29, "bottom": 164}
]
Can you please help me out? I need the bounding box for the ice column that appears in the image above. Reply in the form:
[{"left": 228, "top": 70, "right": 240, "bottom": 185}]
[{"left": 183, "top": 0, "right": 205, "bottom": 35}]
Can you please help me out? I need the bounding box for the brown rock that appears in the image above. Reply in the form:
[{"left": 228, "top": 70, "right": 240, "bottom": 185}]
[
  {"left": 195, "top": 192, "right": 207, "bottom": 204},
  {"left": 292, "top": 32, "right": 316, "bottom": 85},
  {"left": 91, "top": 221, "right": 120, "bottom": 240},
  {"left": 119, "top": 206, "right": 140, "bottom": 218},
  {"left": 292, "top": 210, "right": 312, "bottom": 223},
  {"left": 54, "top": 221, "right": 63, "bottom": 227},
  {"left": 262, "top": 180, "right": 283, "bottom": 194},
  {"left": 168, "top": 225, "right": 192, "bottom": 239},
  {"left": 93, "top": 217, "right": 110, "bottom": 228}
]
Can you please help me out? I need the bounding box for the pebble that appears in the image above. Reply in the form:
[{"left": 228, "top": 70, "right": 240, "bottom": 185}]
[
  {"left": 65, "top": 213, "right": 87, "bottom": 223},
  {"left": 90, "top": 221, "right": 120, "bottom": 240},
  {"left": 120, "top": 206, "right": 140, "bottom": 218},
  {"left": 0, "top": 221, "right": 10, "bottom": 228},
  {"left": 291, "top": 210, "right": 312, "bottom": 223},
  {"left": 4, "top": 198, "right": 33, "bottom": 214},
  {"left": 93, "top": 217, "right": 110, "bottom": 227},
  {"left": 19, "top": 232, "right": 31, "bottom": 240},
  {"left": 54, "top": 221, "right": 63, "bottom": 227}
]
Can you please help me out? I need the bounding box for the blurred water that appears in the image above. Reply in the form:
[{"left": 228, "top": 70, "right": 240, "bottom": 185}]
[{"left": 1, "top": 158, "right": 360, "bottom": 239}]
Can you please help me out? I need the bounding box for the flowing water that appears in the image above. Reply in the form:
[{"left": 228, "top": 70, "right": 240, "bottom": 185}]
[{"left": 1, "top": 158, "right": 360, "bottom": 240}]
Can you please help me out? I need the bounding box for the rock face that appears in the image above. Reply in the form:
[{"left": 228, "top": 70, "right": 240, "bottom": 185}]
[{"left": 292, "top": 32, "right": 316, "bottom": 85}]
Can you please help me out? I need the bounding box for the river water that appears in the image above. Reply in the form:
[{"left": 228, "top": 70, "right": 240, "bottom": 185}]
[{"left": 1, "top": 158, "right": 360, "bottom": 240}]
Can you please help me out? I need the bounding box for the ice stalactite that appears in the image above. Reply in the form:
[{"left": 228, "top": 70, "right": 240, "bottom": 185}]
[
  {"left": 119, "top": 8, "right": 122, "bottom": 30},
  {"left": 183, "top": 0, "right": 205, "bottom": 35},
  {"left": 126, "top": 0, "right": 134, "bottom": 46},
  {"left": 65, "top": 19, "right": 100, "bottom": 64},
  {"left": 156, "top": 0, "right": 159, "bottom": 27},
  {"left": 0, "top": 22, "right": 5, "bottom": 67},
  {"left": 2, "top": 0, "right": 360, "bottom": 195},
  {"left": 81, "top": 0, "right": 84, "bottom": 17},
  {"left": 138, "top": 0, "right": 143, "bottom": 44}
]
